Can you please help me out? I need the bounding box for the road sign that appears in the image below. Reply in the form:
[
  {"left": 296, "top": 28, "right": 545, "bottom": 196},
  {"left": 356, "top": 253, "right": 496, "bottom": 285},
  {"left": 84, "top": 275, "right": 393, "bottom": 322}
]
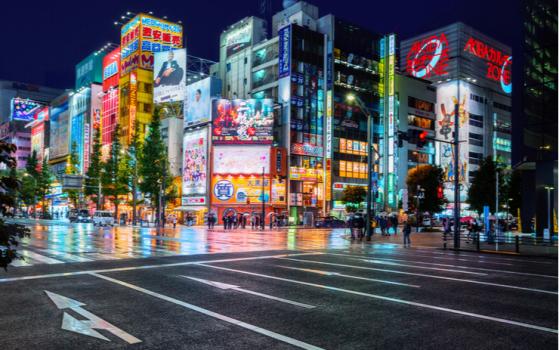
[
  {"left": 181, "top": 276, "right": 315, "bottom": 309},
  {"left": 62, "top": 175, "right": 83, "bottom": 190},
  {"left": 45, "top": 291, "right": 141, "bottom": 344}
]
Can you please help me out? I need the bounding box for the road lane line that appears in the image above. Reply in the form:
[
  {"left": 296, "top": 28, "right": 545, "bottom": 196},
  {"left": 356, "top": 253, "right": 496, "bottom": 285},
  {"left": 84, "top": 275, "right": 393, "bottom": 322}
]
[
  {"left": 341, "top": 250, "right": 515, "bottom": 266},
  {"left": 279, "top": 258, "right": 558, "bottom": 295},
  {"left": 10, "top": 259, "right": 33, "bottom": 267},
  {"left": 37, "top": 249, "right": 93, "bottom": 263},
  {"left": 331, "top": 254, "right": 557, "bottom": 279},
  {"left": 355, "top": 258, "right": 488, "bottom": 276},
  {"left": 197, "top": 264, "right": 558, "bottom": 335},
  {"left": 90, "top": 273, "right": 323, "bottom": 350},
  {"left": 0, "top": 252, "right": 321, "bottom": 283},
  {"left": 21, "top": 250, "right": 65, "bottom": 264},
  {"left": 277, "top": 266, "right": 420, "bottom": 288},
  {"left": 180, "top": 275, "right": 316, "bottom": 308}
]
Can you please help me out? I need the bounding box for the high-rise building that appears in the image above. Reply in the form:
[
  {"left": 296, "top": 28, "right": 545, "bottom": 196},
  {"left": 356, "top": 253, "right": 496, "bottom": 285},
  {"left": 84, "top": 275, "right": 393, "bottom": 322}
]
[
  {"left": 118, "top": 14, "right": 183, "bottom": 144},
  {"left": 101, "top": 47, "right": 121, "bottom": 158},
  {"left": 401, "top": 23, "right": 513, "bottom": 208},
  {"left": 517, "top": 0, "right": 557, "bottom": 234}
]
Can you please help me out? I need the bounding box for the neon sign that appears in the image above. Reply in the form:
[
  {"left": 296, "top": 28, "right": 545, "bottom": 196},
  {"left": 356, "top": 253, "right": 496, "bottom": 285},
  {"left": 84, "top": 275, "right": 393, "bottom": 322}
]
[
  {"left": 463, "top": 37, "right": 512, "bottom": 93},
  {"left": 406, "top": 33, "right": 449, "bottom": 79}
]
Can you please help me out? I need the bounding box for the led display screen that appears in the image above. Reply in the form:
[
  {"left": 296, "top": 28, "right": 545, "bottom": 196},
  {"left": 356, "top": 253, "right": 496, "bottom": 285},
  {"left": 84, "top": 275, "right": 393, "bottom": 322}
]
[
  {"left": 182, "top": 128, "right": 208, "bottom": 200},
  {"left": 11, "top": 98, "right": 41, "bottom": 121},
  {"left": 213, "top": 145, "right": 270, "bottom": 174},
  {"left": 212, "top": 99, "right": 274, "bottom": 144}
]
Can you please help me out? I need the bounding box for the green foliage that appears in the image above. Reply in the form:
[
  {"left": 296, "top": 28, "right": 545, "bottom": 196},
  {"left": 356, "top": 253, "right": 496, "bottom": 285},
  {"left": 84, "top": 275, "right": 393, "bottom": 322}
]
[
  {"left": 85, "top": 128, "right": 103, "bottom": 207},
  {"left": 19, "top": 174, "right": 37, "bottom": 209},
  {"left": 65, "top": 142, "right": 81, "bottom": 208},
  {"left": 37, "top": 157, "right": 54, "bottom": 218},
  {"left": 502, "top": 169, "right": 522, "bottom": 214},
  {"left": 341, "top": 186, "right": 367, "bottom": 213},
  {"left": 101, "top": 124, "right": 128, "bottom": 218},
  {"left": 138, "top": 109, "right": 170, "bottom": 207},
  {"left": 25, "top": 150, "right": 40, "bottom": 178},
  {"left": 406, "top": 165, "right": 446, "bottom": 213},
  {"left": 467, "top": 157, "right": 506, "bottom": 213},
  {"left": 0, "top": 141, "right": 30, "bottom": 270}
]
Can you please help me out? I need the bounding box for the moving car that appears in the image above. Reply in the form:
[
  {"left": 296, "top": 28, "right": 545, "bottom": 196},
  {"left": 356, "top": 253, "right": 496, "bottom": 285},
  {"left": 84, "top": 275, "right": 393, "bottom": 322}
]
[
  {"left": 315, "top": 216, "right": 346, "bottom": 228},
  {"left": 92, "top": 211, "right": 114, "bottom": 226},
  {"left": 69, "top": 209, "right": 91, "bottom": 223}
]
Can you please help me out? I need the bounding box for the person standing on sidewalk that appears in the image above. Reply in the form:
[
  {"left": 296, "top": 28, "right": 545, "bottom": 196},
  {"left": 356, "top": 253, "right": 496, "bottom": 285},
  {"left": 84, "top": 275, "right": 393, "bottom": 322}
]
[{"left": 403, "top": 221, "right": 412, "bottom": 247}]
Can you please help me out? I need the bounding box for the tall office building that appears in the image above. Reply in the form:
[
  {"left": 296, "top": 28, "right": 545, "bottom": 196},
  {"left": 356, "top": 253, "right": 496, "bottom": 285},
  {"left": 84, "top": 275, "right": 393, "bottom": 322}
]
[{"left": 518, "top": 0, "right": 557, "bottom": 234}]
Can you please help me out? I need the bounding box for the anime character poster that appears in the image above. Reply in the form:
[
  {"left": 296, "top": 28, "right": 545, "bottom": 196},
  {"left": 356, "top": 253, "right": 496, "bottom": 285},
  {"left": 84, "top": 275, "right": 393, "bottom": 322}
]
[
  {"left": 212, "top": 99, "right": 274, "bottom": 144},
  {"left": 182, "top": 128, "right": 208, "bottom": 198}
]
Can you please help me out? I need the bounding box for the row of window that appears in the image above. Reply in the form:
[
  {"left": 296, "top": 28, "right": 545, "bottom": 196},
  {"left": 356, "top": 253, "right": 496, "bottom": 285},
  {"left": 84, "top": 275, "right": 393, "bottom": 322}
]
[{"left": 339, "top": 160, "right": 367, "bottom": 179}]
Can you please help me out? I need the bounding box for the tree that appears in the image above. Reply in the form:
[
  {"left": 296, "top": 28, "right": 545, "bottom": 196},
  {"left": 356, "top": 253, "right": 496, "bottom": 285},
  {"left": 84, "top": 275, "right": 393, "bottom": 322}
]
[
  {"left": 22, "top": 151, "right": 40, "bottom": 214},
  {"left": 37, "top": 157, "right": 54, "bottom": 218},
  {"left": 0, "top": 140, "right": 30, "bottom": 270},
  {"left": 406, "top": 165, "right": 446, "bottom": 214},
  {"left": 65, "top": 142, "right": 81, "bottom": 208},
  {"left": 467, "top": 157, "right": 506, "bottom": 214},
  {"left": 101, "top": 124, "right": 128, "bottom": 220},
  {"left": 139, "top": 109, "right": 170, "bottom": 223},
  {"left": 502, "top": 168, "right": 522, "bottom": 215},
  {"left": 341, "top": 186, "right": 367, "bottom": 213},
  {"left": 85, "top": 128, "right": 103, "bottom": 209},
  {"left": 127, "top": 122, "right": 142, "bottom": 225},
  {"left": 25, "top": 150, "right": 40, "bottom": 178}
]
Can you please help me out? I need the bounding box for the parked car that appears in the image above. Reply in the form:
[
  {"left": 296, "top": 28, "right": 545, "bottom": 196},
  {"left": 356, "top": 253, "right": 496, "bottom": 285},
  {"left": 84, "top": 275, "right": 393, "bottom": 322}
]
[
  {"left": 315, "top": 216, "right": 346, "bottom": 228},
  {"left": 92, "top": 211, "right": 114, "bottom": 226},
  {"left": 69, "top": 209, "right": 91, "bottom": 223},
  {"left": 422, "top": 217, "right": 432, "bottom": 227}
]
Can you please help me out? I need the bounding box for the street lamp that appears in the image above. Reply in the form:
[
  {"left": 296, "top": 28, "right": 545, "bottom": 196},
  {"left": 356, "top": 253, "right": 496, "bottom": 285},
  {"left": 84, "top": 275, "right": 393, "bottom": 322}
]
[{"left": 345, "top": 93, "right": 376, "bottom": 238}]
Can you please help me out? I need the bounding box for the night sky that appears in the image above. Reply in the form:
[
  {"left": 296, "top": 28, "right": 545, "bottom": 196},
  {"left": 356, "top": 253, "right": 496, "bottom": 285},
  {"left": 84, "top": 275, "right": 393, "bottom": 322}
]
[{"left": 2, "top": 0, "right": 521, "bottom": 89}]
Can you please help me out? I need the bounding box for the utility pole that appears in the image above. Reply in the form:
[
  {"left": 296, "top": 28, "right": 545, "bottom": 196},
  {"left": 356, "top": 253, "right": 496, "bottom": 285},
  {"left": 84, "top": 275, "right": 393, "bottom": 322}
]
[
  {"left": 453, "top": 86, "right": 461, "bottom": 250},
  {"left": 496, "top": 170, "right": 499, "bottom": 251},
  {"left": 160, "top": 162, "right": 167, "bottom": 227}
]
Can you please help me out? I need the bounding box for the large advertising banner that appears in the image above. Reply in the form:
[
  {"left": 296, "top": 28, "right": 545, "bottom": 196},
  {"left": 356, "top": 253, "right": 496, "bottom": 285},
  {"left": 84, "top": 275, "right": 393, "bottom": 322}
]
[
  {"left": 185, "top": 78, "right": 212, "bottom": 127},
  {"left": 278, "top": 25, "right": 291, "bottom": 78},
  {"left": 225, "top": 22, "right": 252, "bottom": 57},
  {"left": 213, "top": 145, "right": 270, "bottom": 174},
  {"left": 11, "top": 98, "right": 41, "bottom": 121},
  {"left": 212, "top": 99, "right": 274, "bottom": 144},
  {"left": 182, "top": 128, "right": 208, "bottom": 204},
  {"left": 153, "top": 48, "right": 186, "bottom": 103},
  {"left": 49, "top": 101, "right": 70, "bottom": 160},
  {"left": 436, "top": 81, "right": 470, "bottom": 201},
  {"left": 102, "top": 47, "right": 120, "bottom": 91},
  {"left": 75, "top": 53, "right": 103, "bottom": 89},
  {"left": 211, "top": 175, "right": 270, "bottom": 205}
]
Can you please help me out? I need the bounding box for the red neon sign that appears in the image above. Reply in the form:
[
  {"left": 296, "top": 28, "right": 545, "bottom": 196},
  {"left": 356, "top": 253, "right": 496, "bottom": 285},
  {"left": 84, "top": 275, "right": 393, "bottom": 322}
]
[
  {"left": 463, "top": 37, "right": 512, "bottom": 93},
  {"left": 406, "top": 33, "right": 450, "bottom": 79}
]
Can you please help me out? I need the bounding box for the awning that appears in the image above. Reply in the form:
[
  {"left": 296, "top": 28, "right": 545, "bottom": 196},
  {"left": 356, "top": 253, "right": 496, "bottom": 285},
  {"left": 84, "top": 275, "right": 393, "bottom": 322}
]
[{"left": 174, "top": 206, "right": 208, "bottom": 212}]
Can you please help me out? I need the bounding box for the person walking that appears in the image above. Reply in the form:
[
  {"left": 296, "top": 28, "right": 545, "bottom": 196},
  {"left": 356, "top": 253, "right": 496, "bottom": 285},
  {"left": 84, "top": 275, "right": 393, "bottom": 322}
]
[
  {"left": 222, "top": 214, "right": 227, "bottom": 230},
  {"left": 403, "top": 221, "right": 412, "bottom": 247}
]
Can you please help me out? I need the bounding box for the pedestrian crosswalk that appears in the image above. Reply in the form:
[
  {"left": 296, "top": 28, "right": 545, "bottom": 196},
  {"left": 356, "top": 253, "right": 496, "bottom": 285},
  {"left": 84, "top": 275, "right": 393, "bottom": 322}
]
[{"left": 10, "top": 247, "right": 181, "bottom": 268}]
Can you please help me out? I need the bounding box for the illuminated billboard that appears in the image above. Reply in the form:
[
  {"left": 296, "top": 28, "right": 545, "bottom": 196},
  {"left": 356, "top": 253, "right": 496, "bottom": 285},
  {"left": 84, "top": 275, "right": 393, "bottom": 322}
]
[
  {"left": 213, "top": 145, "right": 270, "bottom": 174},
  {"left": 75, "top": 53, "right": 103, "bottom": 89},
  {"left": 49, "top": 100, "right": 70, "bottom": 160},
  {"left": 463, "top": 36, "right": 512, "bottom": 94},
  {"left": 436, "top": 81, "right": 470, "bottom": 201},
  {"left": 212, "top": 99, "right": 274, "bottom": 144},
  {"left": 225, "top": 22, "right": 252, "bottom": 57},
  {"left": 211, "top": 175, "right": 270, "bottom": 205},
  {"left": 11, "top": 98, "right": 41, "bottom": 121},
  {"left": 405, "top": 33, "right": 449, "bottom": 79},
  {"left": 102, "top": 47, "right": 120, "bottom": 91},
  {"left": 184, "top": 77, "right": 221, "bottom": 128},
  {"left": 120, "top": 14, "right": 183, "bottom": 75},
  {"left": 153, "top": 48, "right": 186, "bottom": 104},
  {"left": 182, "top": 128, "right": 208, "bottom": 204}
]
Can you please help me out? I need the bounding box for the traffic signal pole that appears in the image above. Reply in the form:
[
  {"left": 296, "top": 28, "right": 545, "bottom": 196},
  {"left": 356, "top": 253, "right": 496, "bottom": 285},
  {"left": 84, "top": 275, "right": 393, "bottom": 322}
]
[{"left": 453, "top": 96, "right": 461, "bottom": 249}]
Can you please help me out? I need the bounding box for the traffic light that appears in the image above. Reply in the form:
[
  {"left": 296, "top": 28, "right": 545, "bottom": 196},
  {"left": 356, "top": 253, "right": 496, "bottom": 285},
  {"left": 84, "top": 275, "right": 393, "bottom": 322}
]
[
  {"left": 417, "top": 131, "right": 428, "bottom": 148},
  {"left": 397, "top": 131, "right": 408, "bottom": 148},
  {"left": 437, "top": 186, "right": 443, "bottom": 199}
]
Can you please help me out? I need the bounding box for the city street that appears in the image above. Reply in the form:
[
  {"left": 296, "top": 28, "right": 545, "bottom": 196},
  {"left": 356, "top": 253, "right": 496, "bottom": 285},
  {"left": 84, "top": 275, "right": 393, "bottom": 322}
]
[{"left": 0, "top": 220, "right": 557, "bottom": 349}]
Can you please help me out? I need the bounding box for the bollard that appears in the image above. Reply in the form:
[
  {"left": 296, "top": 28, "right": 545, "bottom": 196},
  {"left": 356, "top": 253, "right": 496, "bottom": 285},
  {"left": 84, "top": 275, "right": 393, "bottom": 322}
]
[{"left": 515, "top": 236, "right": 520, "bottom": 253}]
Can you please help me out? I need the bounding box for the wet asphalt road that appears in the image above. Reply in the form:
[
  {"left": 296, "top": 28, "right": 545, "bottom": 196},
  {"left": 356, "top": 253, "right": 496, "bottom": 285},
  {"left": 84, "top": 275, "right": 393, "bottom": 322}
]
[{"left": 0, "top": 220, "right": 557, "bottom": 349}]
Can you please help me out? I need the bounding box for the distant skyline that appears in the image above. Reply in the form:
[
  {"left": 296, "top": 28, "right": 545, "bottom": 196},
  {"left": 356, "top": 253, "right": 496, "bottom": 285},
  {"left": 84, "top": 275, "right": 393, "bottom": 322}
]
[{"left": 1, "top": 0, "right": 520, "bottom": 89}]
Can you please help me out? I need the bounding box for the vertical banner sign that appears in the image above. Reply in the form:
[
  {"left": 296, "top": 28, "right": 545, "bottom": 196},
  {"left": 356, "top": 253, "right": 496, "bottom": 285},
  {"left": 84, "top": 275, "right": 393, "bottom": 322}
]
[
  {"left": 387, "top": 34, "right": 397, "bottom": 207},
  {"left": 129, "top": 72, "right": 138, "bottom": 139},
  {"left": 83, "top": 123, "right": 90, "bottom": 173},
  {"left": 324, "top": 38, "right": 333, "bottom": 203},
  {"left": 278, "top": 25, "right": 291, "bottom": 78}
]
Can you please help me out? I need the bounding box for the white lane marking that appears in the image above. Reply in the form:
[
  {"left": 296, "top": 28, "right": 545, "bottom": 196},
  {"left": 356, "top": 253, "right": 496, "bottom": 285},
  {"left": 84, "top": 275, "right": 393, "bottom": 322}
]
[
  {"left": 341, "top": 250, "right": 514, "bottom": 266},
  {"left": 277, "top": 266, "right": 420, "bottom": 288},
  {"left": 10, "top": 259, "right": 33, "bottom": 267},
  {"left": 357, "top": 258, "right": 488, "bottom": 276},
  {"left": 197, "top": 264, "right": 558, "bottom": 335},
  {"left": 90, "top": 273, "right": 323, "bottom": 350},
  {"left": 21, "top": 250, "right": 64, "bottom": 264},
  {"left": 336, "top": 255, "right": 557, "bottom": 279},
  {"left": 45, "top": 290, "right": 141, "bottom": 344},
  {"left": 83, "top": 253, "right": 123, "bottom": 260},
  {"left": 181, "top": 275, "right": 315, "bottom": 309},
  {"left": 279, "top": 258, "right": 558, "bottom": 295},
  {"left": 37, "top": 249, "right": 93, "bottom": 263},
  {"left": 0, "top": 252, "right": 321, "bottom": 283}
]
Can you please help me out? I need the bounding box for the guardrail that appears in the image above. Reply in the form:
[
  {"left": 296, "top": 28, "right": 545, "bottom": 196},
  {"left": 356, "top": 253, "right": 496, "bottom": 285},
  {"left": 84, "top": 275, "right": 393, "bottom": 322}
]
[{"left": 443, "top": 231, "right": 558, "bottom": 254}]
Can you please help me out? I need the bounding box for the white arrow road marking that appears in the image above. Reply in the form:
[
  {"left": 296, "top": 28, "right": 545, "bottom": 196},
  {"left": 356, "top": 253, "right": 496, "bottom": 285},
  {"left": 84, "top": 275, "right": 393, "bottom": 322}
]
[
  {"left": 181, "top": 276, "right": 315, "bottom": 309},
  {"left": 279, "top": 258, "right": 558, "bottom": 295},
  {"left": 44, "top": 291, "right": 141, "bottom": 344},
  {"left": 197, "top": 264, "right": 559, "bottom": 335},
  {"left": 90, "top": 273, "right": 323, "bottom": 350},
  {"left": 276, "top": 266, "right": 420, "bottom": 288}
]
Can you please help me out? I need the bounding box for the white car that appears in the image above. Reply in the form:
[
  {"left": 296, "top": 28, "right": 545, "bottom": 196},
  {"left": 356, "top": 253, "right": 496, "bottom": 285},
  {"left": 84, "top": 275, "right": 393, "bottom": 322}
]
[{"left": 92, "top": 211, "right": 114, "bottom": 226}]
